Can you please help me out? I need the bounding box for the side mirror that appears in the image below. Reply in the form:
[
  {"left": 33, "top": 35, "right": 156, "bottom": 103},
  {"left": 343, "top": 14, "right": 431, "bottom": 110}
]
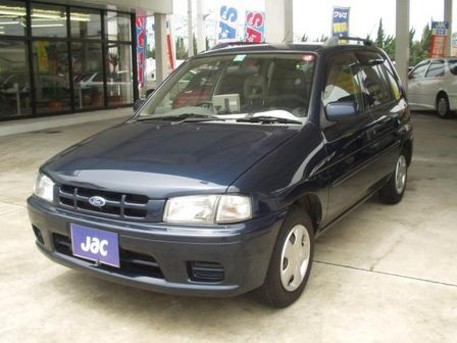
[
  {"left": 133, "top": 99, "right": 145, "bottom": 112},
  {"left": 325, "top": 101, "right": 358, "bottom": 121}
]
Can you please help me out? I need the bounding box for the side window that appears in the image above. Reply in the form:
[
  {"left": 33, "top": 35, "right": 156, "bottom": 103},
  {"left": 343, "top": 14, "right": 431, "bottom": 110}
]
[
  {"left": 409, "top": 62, "right": 429, "bottom": 80},
  {"left": 425, "top": 61, "right": 445, "bottom": 78},
  {"left": 323, "top": 54, "right": 361, "bottom": 108},
  {"left": 356, "top": 52, "right": 393, "bottom": 108}
]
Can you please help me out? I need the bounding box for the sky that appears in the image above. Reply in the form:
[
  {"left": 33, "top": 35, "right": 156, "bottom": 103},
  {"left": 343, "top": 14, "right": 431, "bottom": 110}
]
[{"left": 171, "top": 0, "right": 456, "bottom": 42}]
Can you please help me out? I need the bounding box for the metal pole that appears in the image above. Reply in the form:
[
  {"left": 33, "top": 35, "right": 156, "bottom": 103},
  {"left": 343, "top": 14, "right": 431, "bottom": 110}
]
[
  {"left": 196, "top": 0, "right": 205, "bottom": 52},
  {"left": 395, "top": 0, "right": 410, "bottom": 88},
  {"left": 188, "top": 0, "right": 194, "bottom": 57}
]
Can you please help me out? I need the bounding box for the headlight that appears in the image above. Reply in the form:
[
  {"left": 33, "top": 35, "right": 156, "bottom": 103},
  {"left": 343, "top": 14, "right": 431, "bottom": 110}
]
[
  {"left": 164, "top": 195, "right": 252, "bottom": 225},
  {"left": 33, "top": 173, "right": 55, "bottom": 202}
]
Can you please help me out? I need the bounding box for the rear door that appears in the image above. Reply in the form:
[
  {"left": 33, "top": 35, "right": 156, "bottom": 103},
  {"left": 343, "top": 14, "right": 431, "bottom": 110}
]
[
  {"left": 422, "top": 60, "right": 445, "bottom": 108},
  {"left": 355, "top": 50, "right": 408, "bottom": 183}
]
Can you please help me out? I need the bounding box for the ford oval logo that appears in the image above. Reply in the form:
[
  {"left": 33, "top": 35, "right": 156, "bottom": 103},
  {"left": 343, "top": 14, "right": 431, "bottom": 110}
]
[{"left": 88, "top": 196, "right": 106, "bottom": 207}]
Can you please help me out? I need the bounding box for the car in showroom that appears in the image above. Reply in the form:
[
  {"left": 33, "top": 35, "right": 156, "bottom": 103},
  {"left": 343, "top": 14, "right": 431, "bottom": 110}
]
[
  {"left": 407, "top": 57, "right": 457, "bottom": 118},
  {"left": 28, "top": 39, "right": 413, "bottom": 308}
]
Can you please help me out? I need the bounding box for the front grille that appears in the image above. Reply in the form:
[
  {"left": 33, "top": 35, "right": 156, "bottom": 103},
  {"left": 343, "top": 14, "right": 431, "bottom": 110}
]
[
  {"left": 53, "top": 233, "right": 164, "bottom": 279},
  {"left": 58, "top": 185, "right": 149, "bottom": 220}
]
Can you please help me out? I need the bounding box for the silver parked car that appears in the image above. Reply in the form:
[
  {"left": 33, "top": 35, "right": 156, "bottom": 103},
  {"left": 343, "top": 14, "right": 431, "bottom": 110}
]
[{"left": 408, "top": 57, "right": 457, "bottom": 118}]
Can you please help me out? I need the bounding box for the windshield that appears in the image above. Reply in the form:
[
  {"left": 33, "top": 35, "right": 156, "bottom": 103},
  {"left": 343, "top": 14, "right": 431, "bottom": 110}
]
[{"left": 137, "top": 52, "right": 315, "bottom": 124}]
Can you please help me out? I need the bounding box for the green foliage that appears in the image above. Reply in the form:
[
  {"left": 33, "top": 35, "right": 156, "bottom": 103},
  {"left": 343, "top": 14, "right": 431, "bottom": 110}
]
[
  {"left": 371, "top": 20, "right": 433, "bottom": 67},
  {"left": 175, "top": 36, "right": 188, "bottom": 59},
  {"left": 147, "top": 47, "right": 155, "bottom": 59},
  {"left": 374, "top": 19, "right": 395, "bottom": 60},
  {"left": 298, "top": 21, "right": 435, "bottom": 68}
]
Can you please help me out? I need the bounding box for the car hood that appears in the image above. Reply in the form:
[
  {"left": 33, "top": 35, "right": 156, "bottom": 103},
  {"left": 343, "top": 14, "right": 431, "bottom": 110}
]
[{"left": 43, "top": 120, "right": 299, "bottom": 198}]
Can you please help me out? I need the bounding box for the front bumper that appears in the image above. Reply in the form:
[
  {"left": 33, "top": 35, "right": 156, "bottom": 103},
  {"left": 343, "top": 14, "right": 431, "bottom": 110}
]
[{"left": 27, "top": 196, "right": 284, "bottom": 297}]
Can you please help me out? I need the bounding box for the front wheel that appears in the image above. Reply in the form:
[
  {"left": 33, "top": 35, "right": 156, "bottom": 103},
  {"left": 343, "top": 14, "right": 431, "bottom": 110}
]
[
  {"left": 379, "top": 154, "right": 408, "bottom": 204},
  {"left": 258, "top": 207, "right": 314, "bottom": 308}
]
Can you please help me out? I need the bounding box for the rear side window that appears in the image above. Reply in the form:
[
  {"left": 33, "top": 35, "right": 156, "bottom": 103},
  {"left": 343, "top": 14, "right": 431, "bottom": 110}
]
[
  {"left": 449, "top": 60, "right": 457, "bottom": 75},
  {"left": 425, "top": 61, "right": 445, "bottom": 78},
  {"left": 356, "top": 52, "right": 393, "bottom": 108}
]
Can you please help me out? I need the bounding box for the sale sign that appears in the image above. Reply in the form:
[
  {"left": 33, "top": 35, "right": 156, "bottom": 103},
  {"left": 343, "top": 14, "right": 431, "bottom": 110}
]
[
  {"left": 245, "top": 11, "right": 265, "bottom": 43},
  {"left": 218, "top": 5, "right": 239, "bottom": 42},
  {"left": 136, "top": 15, "right": 146, "bottom": 88},
  {"left": 332, "top": 7, "right": 350, "bottom": 38},
  {"left": 430, "top": 21, "right": 449, "bottom": 58}
]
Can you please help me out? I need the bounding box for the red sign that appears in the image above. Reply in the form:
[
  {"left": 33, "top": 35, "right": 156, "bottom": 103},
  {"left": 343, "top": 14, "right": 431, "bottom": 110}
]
[{"left": 245, "top": 11, "right": 264, "bottom": 43}]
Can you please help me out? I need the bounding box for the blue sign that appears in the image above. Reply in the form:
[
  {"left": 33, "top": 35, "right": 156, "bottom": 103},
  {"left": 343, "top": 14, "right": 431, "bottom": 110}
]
[
  {"left": 71, "top": 224, "right": 120, "bottom": 268},
  {"left": 432, "top": 21, "right": 449, "bottom": 36},
  {"left": 332, "top": 7, "right": 350, "bottom": 37},
  {"left": 218, "top": 5, "right": 239, "bottom": 42}
]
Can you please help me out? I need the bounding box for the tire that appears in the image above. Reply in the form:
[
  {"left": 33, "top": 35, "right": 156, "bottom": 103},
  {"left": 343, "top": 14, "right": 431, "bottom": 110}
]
[
  {"left": 436, "top": 94, "right": 453, "bottom": 119},
  {"left": 379, "top": 153, "right": 408, "bottom": 205},
  {"left": 258, "top": 207, "right": 314, "bottom": 308}
]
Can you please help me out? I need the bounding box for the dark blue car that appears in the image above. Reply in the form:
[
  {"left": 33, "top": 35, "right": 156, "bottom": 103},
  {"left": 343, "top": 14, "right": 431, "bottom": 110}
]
[{"left": 28, "top": 40, "right": 413, "bottom": 307}]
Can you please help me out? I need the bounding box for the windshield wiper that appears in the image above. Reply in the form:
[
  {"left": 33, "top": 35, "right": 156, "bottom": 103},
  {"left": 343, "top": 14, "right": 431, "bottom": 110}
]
[
  {"left": 236, "top": 116, "right": 302, "bottom": 125},
  {"left": 137, "top": 113, "right": 222, "bottom": 123}
]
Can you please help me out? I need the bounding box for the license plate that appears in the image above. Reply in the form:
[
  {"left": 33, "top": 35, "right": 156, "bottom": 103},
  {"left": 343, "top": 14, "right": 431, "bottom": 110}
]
[{"left": 70, "top": 224, "right": 120, "bottom": 268}]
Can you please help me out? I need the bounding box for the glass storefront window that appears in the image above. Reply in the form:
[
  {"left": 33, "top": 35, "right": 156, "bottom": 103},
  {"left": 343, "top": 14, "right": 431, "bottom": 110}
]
[
  {"left": 0, "top": 40, "right": 31, "bottom": 118},
  {"left": 0, "top": 0, "right": 27, "bottom": 36},
  {"left": 33, "top": 40, "right": 71, "bottom": 113},
  {"left": 0, "top": 4, "right": 134, "bottom": 121},
  {"left": 31, "top": 4, "right": 67, "bottom": 38},
  {"left": 72, "top": 42, "right": 104, "bottom": 109},
  {"left": 70, "top": 9, "right": 101, "bottom": 39},
  {"left": 106, "top": 43, "right": 133, "bottom": 106},
  {"left": 106, "top": 12, "right": 131, "bottom": 41}
]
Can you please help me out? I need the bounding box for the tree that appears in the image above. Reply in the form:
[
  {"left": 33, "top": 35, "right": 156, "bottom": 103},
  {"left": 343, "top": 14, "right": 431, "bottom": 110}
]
[
  {"left": 376, "top": 19, "right": 385, "bottom": 48},
  {"left": 175, "top": 36, "right": 188, "bottom": 59},
  {"left": 146, "top": 47, "right": 155, "bottom": 59},
  {"left": 409, "top": 24, "right": 432, "bottom": 66},
  {"left": 375, "top": 19, "right": 395, "bottom": 59}
]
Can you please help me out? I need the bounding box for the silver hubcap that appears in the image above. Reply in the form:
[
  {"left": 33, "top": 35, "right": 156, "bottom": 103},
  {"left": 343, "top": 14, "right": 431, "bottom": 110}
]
[
  {"left": 395, "top": 155, "right": 407, "bottom": 194},
  {"left": 438, "top": 97, "right": 448, "bottom": 116},
  {"left": 280, "top": 224, "right": 311, "bottom": 292}
]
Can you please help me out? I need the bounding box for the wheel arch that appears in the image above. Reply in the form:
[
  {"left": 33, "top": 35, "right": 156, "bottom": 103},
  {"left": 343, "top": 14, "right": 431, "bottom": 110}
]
[
  {"left": 295, "top": 193, "right": 322, "bottom": 233},
  {"left": 402, "top": 139, "right": 413, "bottom": 167}
]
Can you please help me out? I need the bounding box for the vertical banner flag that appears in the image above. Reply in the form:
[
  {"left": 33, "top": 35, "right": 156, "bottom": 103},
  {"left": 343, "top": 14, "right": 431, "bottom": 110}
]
[
  {"left": 332, "top": 7, "right": 350, "bottom": 37},
  {"left": 218, "top": 5, "right": 239, "bottom": 43},
  {"left": 166, "top": 19, "right": 176, "bottom": 70},
  {"left": 245, "top": 11, "right": 265, "bottom": 42},
  {"left": 136, "top": 15, "right": 146, "bottom": 88},
  {"left": 430, "top": 21, "right": 449, "bottom": 58}
]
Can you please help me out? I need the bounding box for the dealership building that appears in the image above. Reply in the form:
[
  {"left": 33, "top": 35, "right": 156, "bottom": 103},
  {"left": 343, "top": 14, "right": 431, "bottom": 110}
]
[{"left": 0, "top": 0, "right": 172, "bottom": 121}]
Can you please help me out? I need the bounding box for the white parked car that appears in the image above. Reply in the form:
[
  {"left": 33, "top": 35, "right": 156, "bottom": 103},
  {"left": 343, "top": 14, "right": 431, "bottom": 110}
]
[{"left": 408, "top": 58, "right": 457, "bottom": 118}]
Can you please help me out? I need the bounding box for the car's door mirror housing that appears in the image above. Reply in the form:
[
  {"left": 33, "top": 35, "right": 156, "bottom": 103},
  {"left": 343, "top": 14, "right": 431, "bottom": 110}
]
[{"left": 325, "top": 101, "right": 358, "bottom": 121}]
